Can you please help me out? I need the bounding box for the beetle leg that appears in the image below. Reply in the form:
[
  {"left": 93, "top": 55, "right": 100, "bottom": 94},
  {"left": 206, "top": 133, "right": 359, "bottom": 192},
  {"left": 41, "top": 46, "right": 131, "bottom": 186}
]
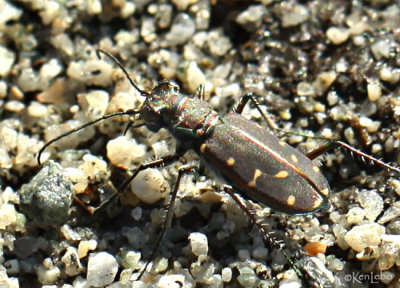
[
  {"left": 194, "top": 84, "right": 206, "bottom": 100},
  {"left": 91, "top": 155, "right": 180, "bottom": 215},
  {"left": 223, "top": 185, "right": 334, "bottom": 288},
  {"left": 234, "top": 93, "right": 280, "bottom": 131},
  {"left": 306, "top": 141, "right": 400, "bottom": 174},
  {"left": 222, "top": 185, "right": 294, "bottom": 259},
  {"left": 138, "top": 163, "right": 198, "bottom": 279}
]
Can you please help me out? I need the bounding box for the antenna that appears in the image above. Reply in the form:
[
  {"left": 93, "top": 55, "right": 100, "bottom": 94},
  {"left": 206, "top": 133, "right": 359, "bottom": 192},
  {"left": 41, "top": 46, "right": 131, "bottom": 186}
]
[
  {"left": 96, "top": 49, "right": 151, "bottom": 97},
  {"left": 37, "top": 110, "right": 139, "bottom": 165},
  {"left": 37, "top": 49, "right": 152, "bottom": 165}
]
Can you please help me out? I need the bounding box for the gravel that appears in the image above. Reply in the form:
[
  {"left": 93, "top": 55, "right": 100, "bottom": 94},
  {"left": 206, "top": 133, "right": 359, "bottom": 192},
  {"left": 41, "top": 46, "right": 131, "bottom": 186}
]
[{"left": 1, "top": 0, "right": 400, "bottom": 287}]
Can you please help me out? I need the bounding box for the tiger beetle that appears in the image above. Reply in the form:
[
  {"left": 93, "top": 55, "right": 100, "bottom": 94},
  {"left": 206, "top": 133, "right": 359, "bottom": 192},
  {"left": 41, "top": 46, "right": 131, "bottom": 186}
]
[{"left": 37, "top": 49, "right": 400, "bottom": 288}]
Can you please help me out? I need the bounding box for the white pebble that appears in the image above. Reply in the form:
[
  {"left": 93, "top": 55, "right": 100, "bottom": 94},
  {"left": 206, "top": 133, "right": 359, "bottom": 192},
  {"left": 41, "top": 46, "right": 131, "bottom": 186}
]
[
  {"left": 280, "top": 4, "right": 309, "bottom": 28},
  {"left": 185, "top": 61, "right": 206, "bottom": 94},
  {"left": 121, "top": 1, "right": 135, "bottom": 18},
  {"left": 61, "top": 247, "right": 83, "bottom": 276},
  {"left": 166, "top": 13, "right": 196, "bottom": 45},
  {"left": 346, "top": 207, "right": 365, "bottom": 225},
  {"left": 36, "top": 259, "right": 61, "bottom": 285},
  {"left": 370, "top": 40, "right": 391, "bottom": 60},
  {"left": 0, "top": 1, "right": 22, "bottom": 27},
  {"left": 27, "top": 101, "right": 48, "bottom": 118},
  {"left": 78, "top": 239, "right": 97, "bottom": 258},
  {"left": 326, "top": 27, "right": 350, "bottom": 45},
  {"left": 221, "top": 267, "right": 232, "bottom": 282},
  {"left": 158, "top": 274, "right": 185, "bottom": 288},
  {"left": 189, "top": 232, "right": 208, "bottom": 256},
  {"left": 131, "top": 206, "right": 142, "bottom": 221},
  {"left": 87, "top": 252, "right": 118, "bottom": 287},
  {"left": 131, "top": 168, "right": 170, "bottom": 204},
  {"left": 279, "top": 279, "right": 302, "bottom": 288},
  {"left": 0, "top": 45, "right": 15, "bottom": 77},
  {"left": 152, "top": 257, "right": 168, "bottom": 273},
  {"left": 344, "top": 223, "right": 385, "bottom": 252},
  {"left": 313, "top": 71, "right": 337, "bottom": 96},
  {"left": 380, "top": 67, "right": 400, "bottom": 84},
  {"left": 78, "top": 90, "right": 109, "bottom": 120},
  {"left": 0, "top": 80, "right": 7, "bottom": 98},
  {"left": 4, "top": 101, "right": 25, "bottom": 113},
  {"left": 367, "top": 83, "right": 382, "bottom": 102},
  {"left": 0, "top": 204, "right": 17, "bottom": 229},
  {"left": 87, "top": 0, "right": 102, "bottom": 15},
  {"left": 40, "top": 0, "right": 61, "bottom": 25},
  {"left": 39, "top": 58, "right": 62, "bottom": 81},
  {"left": 107, "top": 136, "right": 146, "bottom": 168},
  {"left": 356, "top": 190, "right": 383, "bottom": 221}
]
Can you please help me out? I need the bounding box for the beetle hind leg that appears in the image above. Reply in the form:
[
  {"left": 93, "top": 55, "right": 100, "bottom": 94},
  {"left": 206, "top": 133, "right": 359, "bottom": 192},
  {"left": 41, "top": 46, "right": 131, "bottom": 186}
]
[
  {"left": 234, "top": 93, "right": 280, "bottom": 131},
  {"left": 306, "top": 141, "right": 400, "bottom": 174}
]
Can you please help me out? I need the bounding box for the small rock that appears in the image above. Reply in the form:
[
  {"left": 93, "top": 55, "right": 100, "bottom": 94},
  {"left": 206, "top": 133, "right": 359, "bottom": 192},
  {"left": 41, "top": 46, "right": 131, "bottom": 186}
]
[
  {"left": 344, "top": 223, "right": 385, "bottom": 252},
  {"left": 304, "top": 242, "right": 327, "bottom": 257},
  {"left": 107, "top": 136, "right": 146, "bottom": 168},
  {"left": 346, "top": 207, "right": 365, "bottom": 225},
  {"left": 370, "top": 39, "right": 391, "bottom": 60},
  {"left": 206, "top": 30, "right": 232, "bottom": 56},
  {"left": 61, "top": 247, "right": 83, "bottom": 276},
  {"left": 130, "top": 168, "right": 170, "bottom": 204},
  {"left": 36, "top": 258, "right": 61, "bottom": 285},
  {"left": 19, "top": 161, "right": 74, "bottom": 228},
  {"left": 326, "top": 27, "right": 350, "bottom": 45},
  {"left": 0, "top": 45, "right": 15, "bottom": 77},
  {"left": 190, "top": 260, "right": 215, "bottom": 283},
  {"left": 0, "top": 0, "right": 22, "bottom": 26},
  {"left": 0, "top": 203, "right": 17, "bottom": 229},
  {"left": 280, "top": 4, "right": 309, "bottom": 28},
  {"left": 166, "top": 13, "right": 196, "bottom": 46},
  {"left": 378, "top": 202, "right": 400, "bottom": 224},
  {"left": 251, "top": 246, "right": 269, "bottom": 261},
  {"left": 189, "top": 232, "right": 208, "bottom": 256},
  {"left": 356, "top": 190, "right": 383, "bottom": 221},
  {"left": 221, "top": 267, "right": 232, "bottom": 282},
  {"left": 118, "top": 249, "right": 141, "bottom": 270},
  {"left": 380, "top": 67, "right": 400, "bottom": 84},
  {"left": 313, "top": 71, "right": 337, "bottom": 96},
  {"left": 77, "top": 240, "right": 97, "bottom": 258},
  {"left": 237, "top": 266, "right": 258, "bottom": 288},
  {"left": 87, "top": 252, "right": 118, "bottom": 287},
  {"left": 157, "top": 274, "right": 186, "bottom": 288},
  {"left": 236, "top": 5, "right": 265, "bottom": 32},
  {"left": 367, "top": 82, "right": 382, "bottom": 102}
]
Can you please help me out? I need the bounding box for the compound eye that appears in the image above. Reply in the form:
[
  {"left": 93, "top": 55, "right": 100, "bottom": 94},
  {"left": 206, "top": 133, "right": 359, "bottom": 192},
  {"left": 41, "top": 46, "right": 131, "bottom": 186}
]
[
  {"left": 152, "top": 80, "right": 179, "bottom": 96},
  {"left": 169, "top": 82, "right": 180, "bottom": 93}
]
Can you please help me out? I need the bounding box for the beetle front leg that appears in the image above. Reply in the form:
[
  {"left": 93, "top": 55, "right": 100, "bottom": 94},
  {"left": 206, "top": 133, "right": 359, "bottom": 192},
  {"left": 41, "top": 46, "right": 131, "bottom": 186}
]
[
  {"left": 139, "top": 163, "right": 198, "bottom": 279},
  {"left": 90, "top": 156, "right": 180, "bottom": 215},
  {"left": 194, "top": 84, "right": 206, "bottom": 100}
]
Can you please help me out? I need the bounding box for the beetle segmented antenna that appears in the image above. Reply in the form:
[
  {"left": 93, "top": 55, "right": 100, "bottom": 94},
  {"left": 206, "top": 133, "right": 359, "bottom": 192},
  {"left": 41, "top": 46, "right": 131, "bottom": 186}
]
[
  {"left": 37, "top": 49, "right": 154, "bottom": 166},
  {"left": 37, "top": 110, "right": 139, "bottom": 165},
  {"left": 96, "top": 49, "right": 151, "bottom": 97}
]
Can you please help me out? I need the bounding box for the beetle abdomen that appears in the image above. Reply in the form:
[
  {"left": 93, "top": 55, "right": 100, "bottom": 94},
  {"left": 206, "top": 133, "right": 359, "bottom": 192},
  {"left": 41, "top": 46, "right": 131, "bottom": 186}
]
[{"left": 198, "top": 113, "right": 330, "bottom": 214}]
